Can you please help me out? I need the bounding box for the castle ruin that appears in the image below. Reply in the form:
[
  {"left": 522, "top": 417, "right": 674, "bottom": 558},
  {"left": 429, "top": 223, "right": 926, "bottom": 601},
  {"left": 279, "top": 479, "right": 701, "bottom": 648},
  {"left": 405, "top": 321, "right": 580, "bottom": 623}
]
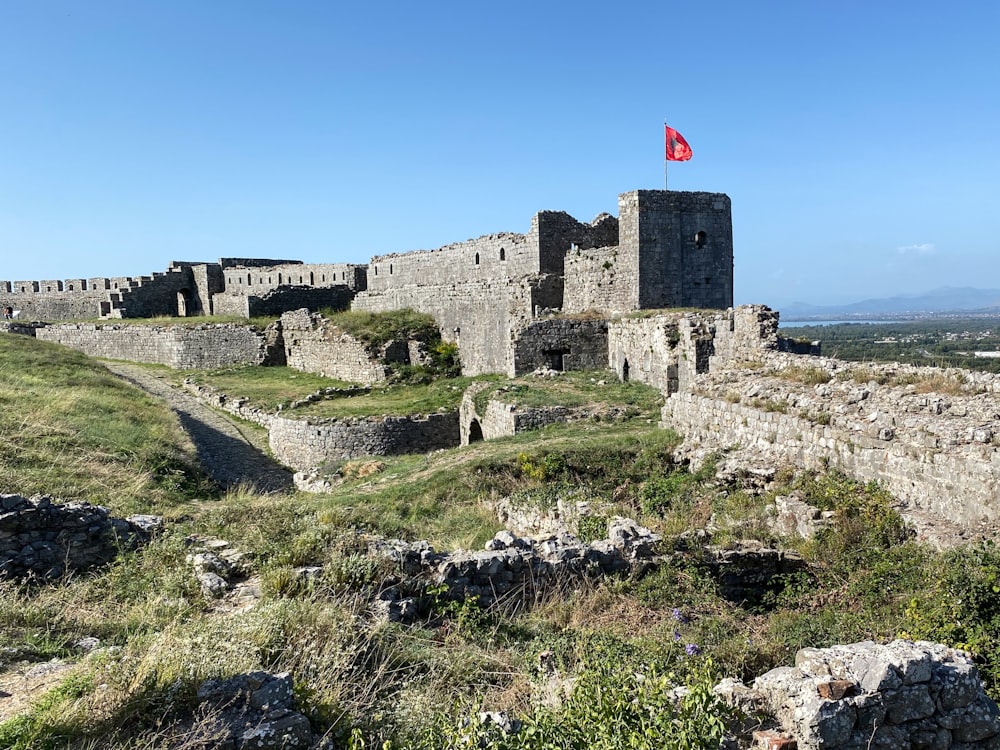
[{"left": 0, "top": 189, "right": 733, "bottom": 376}]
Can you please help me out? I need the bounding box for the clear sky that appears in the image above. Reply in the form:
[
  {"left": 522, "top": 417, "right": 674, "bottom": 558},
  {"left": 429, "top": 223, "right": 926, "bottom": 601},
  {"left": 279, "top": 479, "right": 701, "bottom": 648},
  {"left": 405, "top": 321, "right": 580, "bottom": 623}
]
[{"left": 1, "top": 1, "right": 998, "bottom": 308}]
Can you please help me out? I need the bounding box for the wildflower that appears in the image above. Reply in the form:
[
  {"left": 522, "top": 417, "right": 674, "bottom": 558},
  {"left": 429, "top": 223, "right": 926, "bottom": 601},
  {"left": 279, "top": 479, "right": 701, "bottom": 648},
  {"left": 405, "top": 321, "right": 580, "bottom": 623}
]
[
  {"left": 671, "top": 608, "right": 689, "bottom": 624},
  {"left": 685, "top": 643, "right": 701, "bottom": 656},
  {"left": 674, "top": 630, "right": 682, "bottom": 642}
]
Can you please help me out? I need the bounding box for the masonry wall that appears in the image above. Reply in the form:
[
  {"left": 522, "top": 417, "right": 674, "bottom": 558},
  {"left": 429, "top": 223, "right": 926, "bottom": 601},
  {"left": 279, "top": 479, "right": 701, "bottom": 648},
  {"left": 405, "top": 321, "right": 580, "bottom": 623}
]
[
  {"left": 662, "top": 360, "right": 1000, "bottom": 528},
  {"left": 608, "top": 305, "right": 779, "bottom": 393},
  {"left": 354, "top": 278, "right": 538, "bottom": 375},
  {"left": 35, "top": 323, "right": 275, "bottom": 368},
  {"left": 460, "top": 395, "right": 570, "bottom": 445},
  {"left": 280, "top": 309, "right": 390, "bottom": 384},
  {"left": 511, "top": 318, "right": 608, "bottom": 376},
  {"left": 563, "top": 245, "right": 637, "bottom": 314},
  {"left": 111, "top": 267, "right": 200, "bottom": 318},
  {"left": 363, "top": 211, "right": 617, "bottom": 294},
  {"left": 268, "top": 412, "right": 460, "bottom": 469},
  {"left": 619, "top": 190, "right": 734, "bottom": 310},
  {"left": 0, "top": 290, "right": 108, "bottom": 321},
  {"left": 220, "top": 263, "right": 367, "bottom": 294}
]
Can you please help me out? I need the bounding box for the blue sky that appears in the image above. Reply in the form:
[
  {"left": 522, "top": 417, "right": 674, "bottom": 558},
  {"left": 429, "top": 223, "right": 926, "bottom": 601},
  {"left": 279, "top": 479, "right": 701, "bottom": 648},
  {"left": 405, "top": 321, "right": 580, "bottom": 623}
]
[{"left": 1, "top": 1, "right": 998, "bottom": 308}]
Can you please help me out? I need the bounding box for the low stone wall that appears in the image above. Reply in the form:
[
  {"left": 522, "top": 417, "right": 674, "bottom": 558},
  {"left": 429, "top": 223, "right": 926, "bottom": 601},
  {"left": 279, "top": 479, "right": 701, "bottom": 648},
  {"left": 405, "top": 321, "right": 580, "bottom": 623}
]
[
  {"left": 663, "top": 353, "right": 1000, "bottom": 529},
  {"left": 182, "top": 381, "right": 277, "bottom": 428},
  {"left": 268, "top": 411, "right": 460, "bottom": 470},
  {"left": 752, "top": 640, "right": 1000, "bottom": 749},
  {"left": 460, "top": 388, "right": 570, "bottom": 446},
  {"left": 370, "top": 518, "right": 660, "bottom": 613},
  {"left": 1, "top": 494, "right": 155, "bottom": 580},
  {"left": 0, "top": 322, "right": 43, "bottom": 337},
  {"left": 35, "top": 322, "right": 279, "bottom": 369},
  {"left": 459, "top": 384, "right": 632, "bottom": 446}
]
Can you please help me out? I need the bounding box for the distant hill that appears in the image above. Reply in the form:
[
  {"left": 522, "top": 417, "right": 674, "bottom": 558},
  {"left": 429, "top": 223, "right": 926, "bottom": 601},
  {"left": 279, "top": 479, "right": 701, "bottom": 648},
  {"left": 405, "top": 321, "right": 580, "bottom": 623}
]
[{"left": 780, "top": 287, "right": 1000, "bottom": 321}]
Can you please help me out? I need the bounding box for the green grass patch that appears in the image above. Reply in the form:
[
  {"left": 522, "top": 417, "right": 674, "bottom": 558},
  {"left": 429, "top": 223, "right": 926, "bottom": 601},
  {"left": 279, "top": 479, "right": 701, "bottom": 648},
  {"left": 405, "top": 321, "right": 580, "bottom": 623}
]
[
  {"left": 178, "top": 365, "right": 358, "bottom": 409},
  {"left": 471, "top": 370, "right": 662, "bottom": 419},
  {"left": 320, "top": 308, "right": 439, "bottom": 349},
  {"left": 0, "top": 333, "right": 214, "bottom": 511}
]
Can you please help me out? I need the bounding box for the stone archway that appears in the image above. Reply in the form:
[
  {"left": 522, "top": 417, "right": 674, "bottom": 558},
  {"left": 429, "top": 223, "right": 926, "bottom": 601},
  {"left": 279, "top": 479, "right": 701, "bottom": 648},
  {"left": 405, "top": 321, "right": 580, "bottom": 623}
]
[
  {"left": 468, "top": 418, "right": 484, "bottom": 443},
  {"left": 621, "top": 358, "right": 630, "bottom": 382}
]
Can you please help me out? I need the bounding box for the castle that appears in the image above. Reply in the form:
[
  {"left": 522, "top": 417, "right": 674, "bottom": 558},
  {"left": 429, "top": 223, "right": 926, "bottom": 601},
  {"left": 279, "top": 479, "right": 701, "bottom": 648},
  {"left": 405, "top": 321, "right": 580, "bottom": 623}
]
[{"left": 0, "top": 190, "right": 733, "bottom": 376}]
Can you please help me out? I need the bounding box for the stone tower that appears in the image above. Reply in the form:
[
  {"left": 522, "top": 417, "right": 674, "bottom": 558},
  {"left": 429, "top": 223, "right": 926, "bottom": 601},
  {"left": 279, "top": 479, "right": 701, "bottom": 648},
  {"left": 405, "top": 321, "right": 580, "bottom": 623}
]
[{"left": 619, "top": 190, "right": 734, "bottom": 310}]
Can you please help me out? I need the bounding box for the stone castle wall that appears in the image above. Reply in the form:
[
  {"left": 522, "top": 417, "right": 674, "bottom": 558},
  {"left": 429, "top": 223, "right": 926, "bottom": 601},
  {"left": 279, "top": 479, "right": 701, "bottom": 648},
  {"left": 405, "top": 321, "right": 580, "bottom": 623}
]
[
  {"left": 35, "top": 322, "right": 278, "bottom": 369},
  {"left": 511, "top": 318, "right": 609, "bottom": 376},
  {"left": 210, "top": 285, "right": 355, "bottom": 319},
  {"left": 354, "top": 278, "right": 539, "bottom": 376},
  {"left": 280, "top": 309, "right": 393, "bottom": 384},
  {"left": 219, "top": 262, "right": 366, "bottom": 294},
  {"left": 607, "top": 305, "right": 779, "bottom": 394},
  {"left": 268, "top": 411, "right": 459, "bottom": 470},
  {"left": 662, "top": 352, "right": 1000, "bottom": 529}
]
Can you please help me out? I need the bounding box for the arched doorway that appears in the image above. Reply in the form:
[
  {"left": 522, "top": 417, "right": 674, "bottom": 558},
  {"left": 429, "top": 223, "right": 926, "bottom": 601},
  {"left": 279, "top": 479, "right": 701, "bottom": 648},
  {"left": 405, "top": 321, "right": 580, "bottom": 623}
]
[
  {"left": 177, "top": 288, "right": 194, "bottom": 317},
  {"left": 621, "top": 358, "right": 630, "bottom": 382},
  {"left": 468, "top": 419, "right": 484, "bottom": 443}
]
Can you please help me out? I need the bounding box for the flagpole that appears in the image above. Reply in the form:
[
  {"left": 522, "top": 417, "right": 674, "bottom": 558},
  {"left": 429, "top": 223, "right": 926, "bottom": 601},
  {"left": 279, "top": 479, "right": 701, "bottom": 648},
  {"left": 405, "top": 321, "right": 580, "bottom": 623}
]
[{"left": 663, "top": 120, "right": 668, "bottom": 190}]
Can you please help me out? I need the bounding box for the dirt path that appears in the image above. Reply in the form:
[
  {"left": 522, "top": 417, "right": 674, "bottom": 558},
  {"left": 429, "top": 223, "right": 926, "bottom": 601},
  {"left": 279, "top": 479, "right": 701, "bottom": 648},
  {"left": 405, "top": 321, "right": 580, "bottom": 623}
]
[{"left": 104, "top": 362, "right": 293, "bottom": 494}]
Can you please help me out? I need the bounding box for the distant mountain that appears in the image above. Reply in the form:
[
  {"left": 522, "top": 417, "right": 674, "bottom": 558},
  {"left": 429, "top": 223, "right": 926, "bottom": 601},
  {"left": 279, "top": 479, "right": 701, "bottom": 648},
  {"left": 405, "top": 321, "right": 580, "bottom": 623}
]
[{"left": 780, "top": 287, "right": 1000, "bottom": 321}]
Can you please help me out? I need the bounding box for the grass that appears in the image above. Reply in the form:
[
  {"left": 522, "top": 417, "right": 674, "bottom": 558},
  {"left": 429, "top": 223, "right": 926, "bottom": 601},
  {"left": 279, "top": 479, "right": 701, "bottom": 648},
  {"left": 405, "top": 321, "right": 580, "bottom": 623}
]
[
  {"left": 471, "top": 370, "right": 663, "bottom": 419},
  {"left": 178, "top": 365, "right": 358, "bottom": 409},
  {"left": 5, "top": 333, "right": 1000, "bottom": 748},
  {"left": 771, "top": 365, "right": 831, "bottom": 385},
  {"left": 320, "top": 308, "right": 440, "bottom": 350},
  {"left": 0, "top": 333, "right": 213, "bottom": 512}
]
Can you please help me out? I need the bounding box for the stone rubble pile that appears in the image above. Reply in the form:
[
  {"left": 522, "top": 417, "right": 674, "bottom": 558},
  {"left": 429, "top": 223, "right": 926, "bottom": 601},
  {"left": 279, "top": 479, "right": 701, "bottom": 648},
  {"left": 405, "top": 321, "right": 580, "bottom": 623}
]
[
  {"left": 195, "top": 671, "right": 313, "bottom": 750},
  {"left": 368, "top": 518, "right": 661, "bottom": 619},
  {"left": 751, "top": 640, "right": 1000, "bottom": 749},
  {"left": 0, "top": 493, "right": 158, "bottom": 580}
]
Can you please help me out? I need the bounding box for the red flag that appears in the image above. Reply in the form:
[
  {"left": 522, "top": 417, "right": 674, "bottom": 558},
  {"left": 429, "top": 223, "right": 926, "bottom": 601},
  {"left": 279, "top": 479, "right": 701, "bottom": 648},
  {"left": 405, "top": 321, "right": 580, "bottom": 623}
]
[{"left": 665, "top": 125, "right": 692, "bottom": 161}]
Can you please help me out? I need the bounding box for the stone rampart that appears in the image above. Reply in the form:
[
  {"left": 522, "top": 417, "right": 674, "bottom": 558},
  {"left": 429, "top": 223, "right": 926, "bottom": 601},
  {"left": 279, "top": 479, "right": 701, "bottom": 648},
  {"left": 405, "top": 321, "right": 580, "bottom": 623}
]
[
  {"left": 663, "top": 353, "right": 1000, "bottom": 528},
  {"left": 0, "top": 494, "right": 154, "bottom": 580},
  {"left": 752, "top": 640, "right": 1000, "bottom": 749},
  {"left": 268, "top": 411, "right": 459, "bottom": 469},
  {"left": 35, "top": 322, "right": 278, "bottom": 369},
  {"left": 220, "top": 262, "right": 366, "bottom": 294}
]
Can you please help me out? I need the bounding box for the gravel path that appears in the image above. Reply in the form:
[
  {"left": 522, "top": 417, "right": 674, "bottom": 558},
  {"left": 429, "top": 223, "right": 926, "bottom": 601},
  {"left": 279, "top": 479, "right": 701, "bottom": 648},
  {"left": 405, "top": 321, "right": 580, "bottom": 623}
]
[{"left": 105, "top": 362, "right": 294, "bottom": 494}]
